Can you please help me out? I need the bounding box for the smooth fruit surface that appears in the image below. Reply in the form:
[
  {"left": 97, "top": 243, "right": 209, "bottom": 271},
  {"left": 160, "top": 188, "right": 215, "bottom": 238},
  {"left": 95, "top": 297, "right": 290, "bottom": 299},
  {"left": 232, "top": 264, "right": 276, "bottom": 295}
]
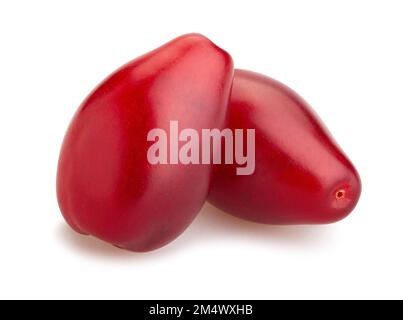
[
  {"left": 57, "top": 34, "right": 234, "bottom": 251},
  {"left": 209, "top": 69, "right": 361, "bottom": 224}
]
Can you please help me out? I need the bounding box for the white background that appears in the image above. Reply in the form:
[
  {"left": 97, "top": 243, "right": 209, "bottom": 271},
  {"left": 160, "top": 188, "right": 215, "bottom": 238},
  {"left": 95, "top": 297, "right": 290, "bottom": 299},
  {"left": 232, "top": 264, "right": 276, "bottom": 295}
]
[{"left": 0, "top": 0, "right": 402, "bottom": 299}]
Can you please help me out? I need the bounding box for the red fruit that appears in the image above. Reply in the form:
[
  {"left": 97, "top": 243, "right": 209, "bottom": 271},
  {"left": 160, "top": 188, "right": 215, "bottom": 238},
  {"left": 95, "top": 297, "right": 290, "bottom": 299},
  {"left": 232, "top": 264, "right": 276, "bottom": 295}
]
[
  {"left": 57, "top": 34, "right": 233, "bottom": 251},
  {"left": 209, "top": 69, "right": 361, "bottom": 224}
]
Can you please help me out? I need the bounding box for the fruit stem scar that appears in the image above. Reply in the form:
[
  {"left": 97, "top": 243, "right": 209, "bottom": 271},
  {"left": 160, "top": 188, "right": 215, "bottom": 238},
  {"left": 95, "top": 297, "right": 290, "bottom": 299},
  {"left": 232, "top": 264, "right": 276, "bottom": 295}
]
[{"left": 335, "top": 189, "right": 346, "bottom": 200}]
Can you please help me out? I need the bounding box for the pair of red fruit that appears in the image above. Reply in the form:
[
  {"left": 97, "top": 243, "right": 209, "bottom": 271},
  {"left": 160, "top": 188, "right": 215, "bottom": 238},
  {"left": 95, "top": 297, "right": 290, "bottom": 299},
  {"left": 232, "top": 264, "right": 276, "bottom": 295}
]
[{"left": 57, "top": 34, "right": 361, "bottom": 252}]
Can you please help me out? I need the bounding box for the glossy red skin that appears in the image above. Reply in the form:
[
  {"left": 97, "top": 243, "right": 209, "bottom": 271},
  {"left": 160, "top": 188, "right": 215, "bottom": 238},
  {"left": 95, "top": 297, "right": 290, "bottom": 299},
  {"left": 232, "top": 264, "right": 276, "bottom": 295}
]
[
  {"left": 209, "top": 69, "right": 361, "bottom": 224},
  {"left": 57, "top": 34, "right": 233, "bottom": 252}
]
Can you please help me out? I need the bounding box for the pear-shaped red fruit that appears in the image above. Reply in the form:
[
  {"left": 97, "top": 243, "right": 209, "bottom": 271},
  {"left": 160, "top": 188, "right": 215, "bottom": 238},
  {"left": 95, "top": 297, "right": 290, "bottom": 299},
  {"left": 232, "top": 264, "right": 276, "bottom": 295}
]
[
  {"left": 57, "top": 34, "right": 233, "bottom": 251},
  {"left": 209, "top": 69, "right": 361, "bottom": 224}
]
